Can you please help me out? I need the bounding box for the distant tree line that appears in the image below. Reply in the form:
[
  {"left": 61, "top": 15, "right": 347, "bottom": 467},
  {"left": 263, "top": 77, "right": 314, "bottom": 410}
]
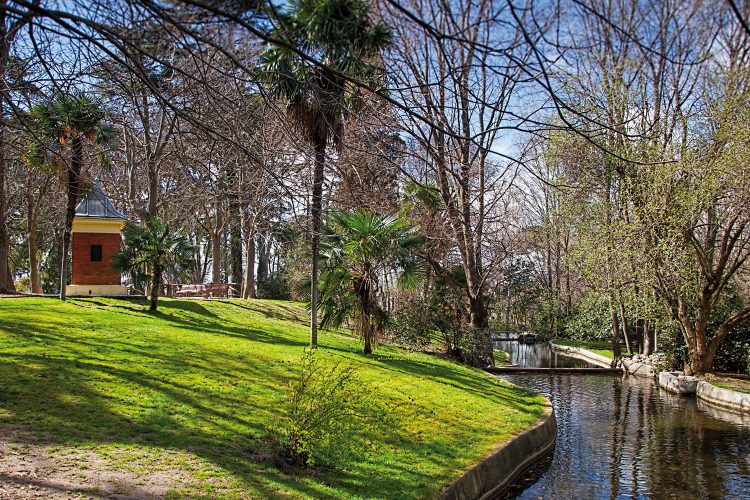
[{"left": 0, "top": 0, "right": 748, "bottom": 373}]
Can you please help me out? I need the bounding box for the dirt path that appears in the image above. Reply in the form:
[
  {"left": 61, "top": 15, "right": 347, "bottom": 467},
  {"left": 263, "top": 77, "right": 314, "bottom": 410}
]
[{"left": 0, "top": 430, "right": 202, "bottom": 499}]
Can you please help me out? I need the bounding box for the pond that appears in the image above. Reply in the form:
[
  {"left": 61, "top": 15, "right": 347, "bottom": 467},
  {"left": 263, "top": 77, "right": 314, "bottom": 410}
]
[{"left": 493, "top": 340, "right": 750, "bottom": 499}]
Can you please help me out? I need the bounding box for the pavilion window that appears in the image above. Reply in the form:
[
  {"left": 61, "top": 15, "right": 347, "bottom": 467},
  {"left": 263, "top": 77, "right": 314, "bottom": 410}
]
[{"left": 90, "top": 244, "right": 103, "bottom": 262}]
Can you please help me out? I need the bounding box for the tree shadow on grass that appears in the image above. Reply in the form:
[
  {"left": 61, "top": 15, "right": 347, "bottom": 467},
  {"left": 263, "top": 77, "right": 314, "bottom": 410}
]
[
  {"left": 325, "top": 347, "right": 544, "bottom": 413},
  {"left": 0, "top": 298, "right": 545, "bottom": 498},
  {"left": 66, "top": 298, "right": 309, "bottom": 349},
  {"left": 213, "top": 299, "right": 308, "bottom": 324},
  {"left": 0, "top": 353, "right": 338, "bottom": 498}
]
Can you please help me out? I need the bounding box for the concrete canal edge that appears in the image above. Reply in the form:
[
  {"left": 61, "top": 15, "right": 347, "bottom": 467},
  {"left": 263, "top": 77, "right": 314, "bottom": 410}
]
[
  {"left": 621, "top": 359, "right": 656, "bottom": 379},
  {"left": 548, "top": 341, "right": 614, "bottom": 369},
  {"left": 439, "top": 404, "right": 557, "bottom": 500},
  {"left": 696, "top": 381, "right": 750, "bottom": 414}
]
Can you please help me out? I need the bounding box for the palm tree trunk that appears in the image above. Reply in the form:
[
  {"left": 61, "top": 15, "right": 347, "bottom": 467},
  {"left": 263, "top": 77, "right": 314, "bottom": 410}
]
[
  {"left": 310, "top": 139, "right": 326, "bottom": 348},
  {"left": 150, "top": 262, "right": 161, "bottom": 311},
  {"left": 363, "top": 317, "right": 372, "bottom": 355},
  {"left": 59, "top": 135, "right": 84, "bottom": 300}
]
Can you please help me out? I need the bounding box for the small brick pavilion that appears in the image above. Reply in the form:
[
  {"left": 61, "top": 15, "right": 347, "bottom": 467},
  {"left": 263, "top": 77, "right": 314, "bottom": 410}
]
[{"left": 65, "top": 183, "right": 128, "bottom": 297}]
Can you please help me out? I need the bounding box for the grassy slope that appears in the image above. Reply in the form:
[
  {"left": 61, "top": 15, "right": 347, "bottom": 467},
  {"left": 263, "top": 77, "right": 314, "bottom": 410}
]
[
  {"left": 0, "top": 297, "right": 545, "bottom": 499},
  {"left": 550, "top": 338, "right": 615, "bottom": 359}
]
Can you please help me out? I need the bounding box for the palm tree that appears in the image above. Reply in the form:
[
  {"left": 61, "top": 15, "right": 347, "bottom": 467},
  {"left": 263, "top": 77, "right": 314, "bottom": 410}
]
[
  {"left": 25, "top": 92, "right": 116, "bottom": 300},
  {"left": 258, "top": 0, "right": 391, "bottom": 348},
  {"left": 113, "top": 219, "right": 194, "bottom": 311},
  {"left": 317, "top": 209, "right": 423, "bottom": 354}
]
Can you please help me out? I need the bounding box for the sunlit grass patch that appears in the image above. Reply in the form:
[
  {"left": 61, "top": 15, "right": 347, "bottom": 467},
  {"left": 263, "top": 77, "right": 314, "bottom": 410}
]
[{"left": 0, "top": 297, "right": 545, "bottom": 498}]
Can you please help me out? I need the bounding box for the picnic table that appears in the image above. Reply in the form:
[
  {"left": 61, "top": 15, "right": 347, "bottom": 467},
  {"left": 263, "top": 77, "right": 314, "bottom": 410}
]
[{"left": 170, "top": 283, "right": 240, "bottom": 298}]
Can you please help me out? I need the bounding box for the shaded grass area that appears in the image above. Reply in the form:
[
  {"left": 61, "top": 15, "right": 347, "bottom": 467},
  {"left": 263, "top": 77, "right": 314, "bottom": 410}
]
[
  {"left": 0, "top": 297, "right": 545, "bottom": 498},
  {"left": 550, "top": 338, "right": 615, "bottom": 359}
]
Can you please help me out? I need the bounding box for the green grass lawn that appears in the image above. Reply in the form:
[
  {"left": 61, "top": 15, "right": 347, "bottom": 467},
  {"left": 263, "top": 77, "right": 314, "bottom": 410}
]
[
  {"left": 550, "top": 338, "right": 615, "bottom": 359},
  {"left": 0, "top": 297, "right": 545, "bottom": 499}
]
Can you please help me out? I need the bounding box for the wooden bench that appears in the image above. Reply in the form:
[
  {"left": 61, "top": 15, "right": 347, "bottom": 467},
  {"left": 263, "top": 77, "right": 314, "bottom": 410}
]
[
  {"left": 205, "top": 283, "right": 230, "bottom": 298},
  {"left": 174, "top": 283, "right": 231, "bottom": 298},
  {"left": 175, "top": 284, "right": 207, "bottom": 297}
]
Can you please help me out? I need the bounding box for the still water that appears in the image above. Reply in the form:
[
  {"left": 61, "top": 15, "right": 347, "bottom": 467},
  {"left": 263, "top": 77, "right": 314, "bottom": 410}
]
[{"left": 494, "top": 340, "right": 750, "bottom": 499}]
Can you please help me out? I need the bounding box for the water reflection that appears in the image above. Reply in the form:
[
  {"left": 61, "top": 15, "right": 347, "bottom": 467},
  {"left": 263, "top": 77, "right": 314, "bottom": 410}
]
[
  {"left": 494, "top": 340, "right": 592, "bottom": 368},
  {"left": 497, "top": 345, "right": 750, "bottom": 499}
]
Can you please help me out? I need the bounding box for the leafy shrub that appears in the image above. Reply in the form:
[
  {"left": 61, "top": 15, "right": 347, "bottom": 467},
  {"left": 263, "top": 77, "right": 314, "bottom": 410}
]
[
  {"left": 387, "top": 293, "right": 435, "bottom": 348},
  {"left": 257, "top": 273, "right": 291, "bottom": 300},
  {"left": 712, "top": 324, "right": 750, "bottom": 374},
  {"left": 14, "top": 276, "right": 30, "bottom": 293},
  {"left": 456, "top": 326, "right": 494, "bottom": 367},
  {"left": 656, "top": 321, "right": 686, "bottom": 371},
  {"left": 561, "top": 292, "right": 613, "bottom": 342},
  {"left": 269, "top": 352, "right": 394, "bottom": 469}
]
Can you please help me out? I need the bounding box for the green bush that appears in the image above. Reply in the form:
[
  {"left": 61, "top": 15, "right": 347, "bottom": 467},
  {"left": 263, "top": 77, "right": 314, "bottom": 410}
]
[
  {"left": 656, "top": 322, "right": 686, "bottom": 371},
  {"left": 257, "top": 273, "right": 291, "bottom": 300},
  {"left": 561, "top": 292, "right": 612, "bottom": 342},
  {"left": 269, "top": 352, "right": 394, "bottom": 469},
  {"left": 712, "top": 325, "right": 750, "bottom": 374},
  {"left": 456, "top": 326, "right": 494, "bottom": 367},
  {"left": 387, "top": 293, "right": 435, "bottom": 348}
]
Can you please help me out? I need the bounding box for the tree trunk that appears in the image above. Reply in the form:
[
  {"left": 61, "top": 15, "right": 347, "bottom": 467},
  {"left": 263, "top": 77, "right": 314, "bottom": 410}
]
[
  {"left": 0, "top": 98, "right": 13, "bottom": 293},
  {"left": 257, "top": 232, "right": 269, "bottom": 284},
  {"left": 609, "top": 296, "right": 622, "bottom": 364},
  {"left": 643, "top": 319, "right": 654, "bottom": 356},
  {"left": 150, "top": 262, "right": 161, "bottom": 311},
  {"left": 230, "top": 221, "right": 243, "bottom": 291},
  {"left": 309, "top": 139, "right": 326, "bottom": 348},
  {"left": 26, "top": 185, "right": 41, "bottom": 294},
  {"left": 243, "top": 231, "right": 256, "bottom": 299},
  {"left": 363, "top": 317, "right": 372, "bottom": 354},
  {"left": 618, "top": 300, "right": 632, "bottom": 355},
  {"left": 147, "top": 159, "right": 158, "bottom": 220},
  {"left": 211, "top": 232, "right": 221, "bottom": 283},
  {"left": 59, "top": 135, "right": 84, "bottom": 300},
  {"left": 468, "top": 294, "right": 488, "bottom": 329}
]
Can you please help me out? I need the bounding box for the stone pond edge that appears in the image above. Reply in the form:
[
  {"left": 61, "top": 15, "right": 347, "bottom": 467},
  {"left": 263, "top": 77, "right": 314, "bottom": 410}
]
[
  {"left": 548, "top": 341, "right": 613, "bottom": 369},
  {"left": 696, "top": 381, "right": 750, "bottom": 414},
  {"left": 439, "top": 403, "right": 557, "bottom": 500}
]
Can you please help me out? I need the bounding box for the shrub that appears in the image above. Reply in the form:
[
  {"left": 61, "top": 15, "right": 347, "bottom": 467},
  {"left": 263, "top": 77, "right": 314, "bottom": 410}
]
[
  {"left": 269, "top": 352, "right": 394, "bottom": 469},
  {"left": 712, "top": 324, "right": 750, "bottom": 374},
  {"left": 656, "top": 321, "right": 687, "bottom": 371},
  {"left": 561, "top": 292, "right": 612, "bottom": 342},
  {"left": 387, "top": 293, "right": 435, "bottom": 349},
  {"left": 456, "top": 326, "right": 494, "bottom": 367},
  {"left": 257, "top": 273, "right": 291, "bottom": 300}
]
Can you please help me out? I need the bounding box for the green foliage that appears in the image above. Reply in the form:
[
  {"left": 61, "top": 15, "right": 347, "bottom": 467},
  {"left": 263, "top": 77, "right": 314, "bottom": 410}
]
[
  {"left": 387, "top": 292, "right": 435, "bottom": 349},
  {"left": 427, "top": 267, "right": 493, "bottom": 367},
  {"left": 657, "top": 322, "right": 687, "bottom": 371},
  {"left": 24, "top": 92, "right": 116, "bottom": 172},
  {"left": 270, "top": 351, "right": 393, "bottom": 469},
  {"left": 257, "top": 272, "right": 292, "bottom": 300},
  {"left": 712, "top": 332, "right": 750, "bottom": 374},
  {"left": 317, "top": 209, "right": 423, "bottom": 353},
  {"left": 456, "top": 327, "right": 494, "bottom": 367},
  {"left": 258, "top": 0, "right": 390, "bottom": 146},
  {"left": 113, "top": 219, "right": 194, "bottom": 300},
  {"left": 561, "top": 291, "right": 613, "bottom": 342}
]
